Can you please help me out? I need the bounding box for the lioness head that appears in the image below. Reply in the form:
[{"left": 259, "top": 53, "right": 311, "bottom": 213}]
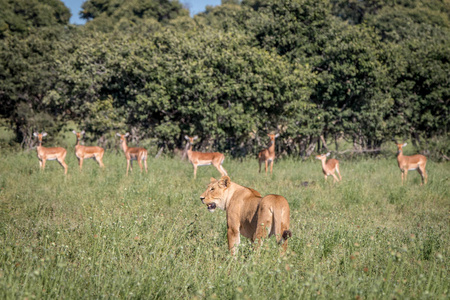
[{"left": 200, "top": 176, "right": 231, "bottom": 213}]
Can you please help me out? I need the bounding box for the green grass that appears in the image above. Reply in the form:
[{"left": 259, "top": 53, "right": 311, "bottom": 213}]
[{"left": 0, "top": 151, "right": 449, "bottom": 299}]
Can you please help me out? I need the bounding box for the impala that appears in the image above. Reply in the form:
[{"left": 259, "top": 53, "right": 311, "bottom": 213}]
[
  {"left": 184, "top": 135, "right": 228, "bottom": 179},
  {"left": 258, "top": 133, "right": 279, "bottom": 175},
  {"left": 315, "top": 153, "right": 342, "bottom": 182},
  {"left": 393, "top": 140, "right": 427, "bottom": 185},
  {"left": 33, "top": 132, "right": 68, "bottom": 174},
  {"left": 72, "top": 130, "right": 105, "bottom": 171},
  {"left": 116, "top": 133, "right": 148, "bottom": 176}
]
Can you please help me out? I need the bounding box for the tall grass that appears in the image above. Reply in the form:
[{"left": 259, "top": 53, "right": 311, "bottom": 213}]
[{"left": 0, "top": 151, "right": 449, "bottom": 299}]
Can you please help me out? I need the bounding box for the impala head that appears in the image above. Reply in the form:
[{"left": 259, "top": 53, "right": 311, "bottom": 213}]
[
  {"left": 199, "top": 176, "right": 231, "bottom": 213},
  {"left": 315, "top": 153, "right": 330, "bottom": 161},
  {"left": 268, "top": 133, "right": 280, "bottom": 141},
  {"left": 72, "top": 130, "right": 85, "bottom": 140},
  {"left": 393, "top": 139, "right": 407, "bottom": 154},
  {"left": 116, "top": 132, "right": 130, "bottom": 142},
  {"left": 184, "top": 135, "right": 198, "bottom": 144},
  {"left": 33, "top": 132, "right": 47, "bottom": 144}
]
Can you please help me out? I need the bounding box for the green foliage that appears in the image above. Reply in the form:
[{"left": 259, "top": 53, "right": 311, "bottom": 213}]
[
  {"left": 0, "top": 0, "right": 448, "bottom": 158},
  {"left": 80, "top": 0, "right": 189, "bottom": 32},
  {"left": 0, "top": 0, "right": 70, "bottom": 38},
  {"left": 0, "top": 154, "right": 448, "bottom": 298}
]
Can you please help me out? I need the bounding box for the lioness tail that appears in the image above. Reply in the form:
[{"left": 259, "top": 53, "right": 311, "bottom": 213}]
[{"left": 282, "top": 230, "right": 292, "bottom": 240}]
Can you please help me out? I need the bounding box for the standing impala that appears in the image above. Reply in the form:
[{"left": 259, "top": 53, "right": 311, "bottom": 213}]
[
  {"left": 184, "top": 135, "right": 228, "bottom": 179},
  {"left": 393, "top": 140, "right": 427, "bottom": 185},
  {"left": 258, "top": 133, "right": 279, "bottom": 175},
  {"left": 33, "top": 132, "right": 68, "bottom": 174},
  {"left": 72, "top": 130, "right": 105, "bottom": 171},
  {"left": 315, "top": 153, "right": 342, "bottom": 182},
  {"left": 116, "top": 133, "right": 148, "bottom": 176}
]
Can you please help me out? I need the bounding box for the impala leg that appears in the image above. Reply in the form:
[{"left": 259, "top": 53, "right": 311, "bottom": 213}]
[
  {"left": 144, "top": 158, "right": 148, "bottom": 173},
  {"left": 265, "top": 161, "right": 268, "bottom": 174},
  {"left": 193, "top": 165, "right": 198, "bottom": 179},
  {"left": 331, "top": 173, "right": 339, "bottom": 183},
  {"left": 137, "top": 158, "right": 143, "bottom": 172},
  {"left": 98, "top": 156, "right": 105, "bottom": 168},
  {"left": 219, "top": 165, "right": 228, "bottom": 176},
  {"left": 403, "top": 170, "right": 408, "bottom": 184},
  {"left": 96, "top": 154, "right": 105, "bottom": 168},
  {"left": 79, "top": 158, "right": 83, "bottom": 171},
  {"left": 39, "top": 160, "right": 43, "bottom": 169},
  {"left": 58, "top": 159, "right": 68, "bottom": 175},
  {"left": 418, "top": 166, "right": 427, "bottom": 185},
  {"left": 269, "top": 160, "right": 274, "bottom": 175},
  {"left": 126, "top": 160, "right": 130, "bottom": 176},
  {"left": 259, "top": 160, "right": 262, "bottom": 173},
  {"left": 42, "top": 159, "right": 46, "bottom": 170},
  {"left": 336, "top": 165, "right": 342, "bottom": 181}
]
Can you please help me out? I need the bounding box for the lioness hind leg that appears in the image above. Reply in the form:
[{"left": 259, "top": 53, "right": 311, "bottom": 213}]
[{"left": 254, "top": 206, "right": 274, "bottom": 246}]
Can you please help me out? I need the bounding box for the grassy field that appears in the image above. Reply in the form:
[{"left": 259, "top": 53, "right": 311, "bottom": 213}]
[{"left": 0, "top": 150, "right": 449, "bottom": 299}]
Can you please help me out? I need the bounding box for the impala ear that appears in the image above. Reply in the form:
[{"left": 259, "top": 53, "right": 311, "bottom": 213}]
[
  {"left": 403, "top": 143, "right": 407, "bottom": 147},
  {"left": 42, "top": 132, "right": 47, "bottom": 137},
  {"left": 193, "top": 135, "right": 198, "bottom": 140},
  {"left": 275, "top": 133, "right": 280, "bottom": 138},
  {"left": 81, "top": 130, "right": 85, "bottom": 135},
  {"left": 326, "top": 152, "right": 331, "bottom": 157},
  {"left": 72, "top": 130, "right": 77, "bottom": 135},
  {"left": 116, "top": 133, "right": 122, "bottom": 137},
  {"left": 125, "top": 132, "right": 130, "bottom": 137},
  {"left": 33, "top": 132, "right": 38, "bottom": 137}
]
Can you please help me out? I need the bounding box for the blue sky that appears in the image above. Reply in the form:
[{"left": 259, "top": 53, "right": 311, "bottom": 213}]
[{"left": 61, "top": 0, "right": 222, "bottom": 25}]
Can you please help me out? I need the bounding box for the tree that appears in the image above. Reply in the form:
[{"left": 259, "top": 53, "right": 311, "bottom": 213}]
[{"left": 0, "top": 0, "right": 70, "bottom": 38}]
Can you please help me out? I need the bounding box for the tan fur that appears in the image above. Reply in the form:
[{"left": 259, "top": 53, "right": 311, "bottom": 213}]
[
  {"left": 33, "top": 132, "right": 68, "bottom": 175},
  {"left": 116, "top": 133, "right": 148, "bottom": 176},
  {"left": 395, "top": 143, "right": 427, "bottom": 185},
  {"left": 185, "top": 136, "right": 227, "bottom": 179},
  {"left": 200, "top": 176, "right": 291, "bottom": 255},
  {"left": 73, "top": 131, "right": 105, "bottom": 171},
  {"left": 258, "top": 133, "right": 279, "bottom": 175},
  {"left": 315, "top": 153, "right": 342, "bottom": 182}
]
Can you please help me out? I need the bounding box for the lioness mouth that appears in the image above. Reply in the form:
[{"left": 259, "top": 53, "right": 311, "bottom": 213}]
[{"left": 207, "top": 203, "right": 216, "bottom": 210}]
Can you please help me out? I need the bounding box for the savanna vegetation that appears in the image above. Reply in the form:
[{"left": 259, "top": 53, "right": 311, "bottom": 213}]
[
  {"left": 0, "top": 152, "right": 449, "bottom": 298},
  {"left": 0, "top": 0, "right": 448, "bottom": 158},
  {"left": 0, "top": 0, "right": 449, "bottom": 299}
]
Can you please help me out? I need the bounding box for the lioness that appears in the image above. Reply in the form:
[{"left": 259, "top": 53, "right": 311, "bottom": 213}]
[{"left": 200, "top": 176, "right": 292, "bottom": 255}]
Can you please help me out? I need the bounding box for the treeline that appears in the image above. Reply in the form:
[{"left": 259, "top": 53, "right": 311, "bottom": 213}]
[{"left": 0, "top": 0, "right": 449, "bottom": 158}]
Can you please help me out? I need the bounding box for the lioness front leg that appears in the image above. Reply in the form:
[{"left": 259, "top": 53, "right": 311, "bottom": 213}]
[{"left": 227, "top": 226, "right": 240, "bottom": 255}]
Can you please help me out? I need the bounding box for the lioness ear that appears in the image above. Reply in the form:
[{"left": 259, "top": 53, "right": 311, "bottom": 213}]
[
  {"left": 220, "top": 176, "right": 231, "bottom": 188},
  {"left": 210, "top": 177, "right": 216, "bottom": 183}
]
